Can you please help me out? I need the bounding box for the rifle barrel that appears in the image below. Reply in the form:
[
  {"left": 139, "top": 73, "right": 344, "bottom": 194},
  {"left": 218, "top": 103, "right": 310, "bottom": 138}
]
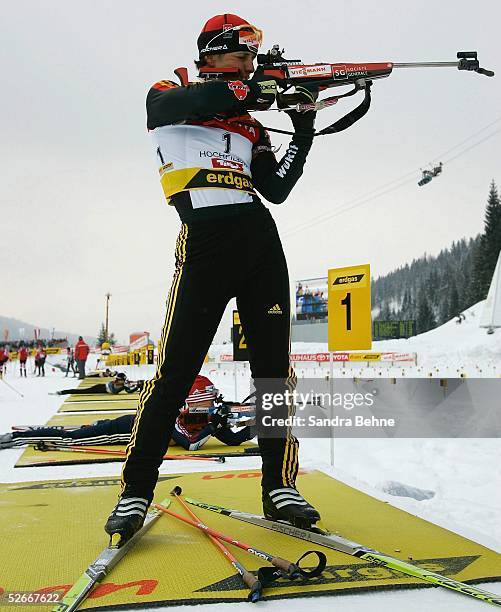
[{"left": 393, "top": 61, "right": 459, "bottom": 69}]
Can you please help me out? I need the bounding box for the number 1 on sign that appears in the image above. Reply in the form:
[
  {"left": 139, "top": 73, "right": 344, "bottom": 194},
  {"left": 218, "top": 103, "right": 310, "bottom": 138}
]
[
  {"left": 341, "top": 292, "right": 352, "bottom": 330},
  {"left": 328, "top": 264, "right": 372, "bottom": 351}
]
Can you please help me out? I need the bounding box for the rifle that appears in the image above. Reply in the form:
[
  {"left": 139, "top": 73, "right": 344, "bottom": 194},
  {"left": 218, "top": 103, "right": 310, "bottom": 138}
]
[
  {"left": 186, "top": 398, "right": 256, "bottom": 422},
  {"left": 198, "top": 48, "right": 494, "bottom": 136}
]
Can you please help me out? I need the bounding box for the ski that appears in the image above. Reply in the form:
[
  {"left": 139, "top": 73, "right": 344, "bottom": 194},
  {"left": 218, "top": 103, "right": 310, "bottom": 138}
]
[
  {"left": 52, "top": 497, "right": 169, "bottom": 612},
  {"left": 185, "top": 498, "right": 501, "bottom": 608}
]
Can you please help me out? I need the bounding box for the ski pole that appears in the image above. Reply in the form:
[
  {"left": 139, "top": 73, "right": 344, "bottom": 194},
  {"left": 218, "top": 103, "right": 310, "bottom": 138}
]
[
  {"left": 185, "top": 498, "right": 501, "bottom": 608},
  {"left": 0, "top": 377, "right": 24, "bottom": 398},
  {"left": 155, "top": 499, "right": 300, "bottom": 577},
  {"left": 34, "top": 442, "right": 224, "bottom": 463},
  {"left": 169, "top": 486, "right": 263, "bottom": 602}
]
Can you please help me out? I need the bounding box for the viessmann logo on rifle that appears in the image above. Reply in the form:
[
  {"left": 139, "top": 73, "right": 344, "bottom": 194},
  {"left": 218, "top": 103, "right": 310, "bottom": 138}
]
[
  {"left": 288, "top": 64, "right": 333, "bottom": 78},
  {"left": 332, "top": 274, "right": 365, "bottom": 285}
]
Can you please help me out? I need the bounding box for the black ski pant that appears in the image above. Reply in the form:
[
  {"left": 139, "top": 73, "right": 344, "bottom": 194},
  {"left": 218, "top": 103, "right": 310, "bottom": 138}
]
[
  {"left": 59, "top": 383, "right": 107, "bottom": 395},
  {"left": 12, "top": 415, "right": 134, "bottom": 447},
  {"left": 121, "top": 206, "right": 298, "bottom": 500},
  {"left": 65, "top": 360, "right": 76, "bottom": 376},
  {"left": 35, "top": 359, "right": 45, "bottom": 376}
]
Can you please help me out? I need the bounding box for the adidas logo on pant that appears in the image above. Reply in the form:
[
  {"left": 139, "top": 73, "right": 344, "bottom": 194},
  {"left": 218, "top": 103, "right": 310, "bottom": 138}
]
[{"left": 267, "top": 304, "right": 283, "bottom": 315}]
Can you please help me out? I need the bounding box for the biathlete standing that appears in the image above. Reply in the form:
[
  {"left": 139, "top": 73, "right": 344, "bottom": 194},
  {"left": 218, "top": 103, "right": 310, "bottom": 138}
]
[{"left": 106, "top": 13, "right": 322, "bottom": 546}]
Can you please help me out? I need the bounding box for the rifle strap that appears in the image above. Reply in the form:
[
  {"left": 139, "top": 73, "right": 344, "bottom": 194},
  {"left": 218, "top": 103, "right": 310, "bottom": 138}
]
[
  {"left": 235, "top": 81, "right": 372, "bottom": 137},
  {"left": 315, "top": 81, "right": 372, "bottom": 136}
]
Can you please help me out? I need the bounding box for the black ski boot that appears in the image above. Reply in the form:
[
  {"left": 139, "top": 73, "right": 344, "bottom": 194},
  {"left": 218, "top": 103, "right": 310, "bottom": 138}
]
[
  {"left": 105, "top": 490, "right": 150, "bottom": 547},
  {"left": 262, "top": 487, "right": 321, "bottom": 529}
]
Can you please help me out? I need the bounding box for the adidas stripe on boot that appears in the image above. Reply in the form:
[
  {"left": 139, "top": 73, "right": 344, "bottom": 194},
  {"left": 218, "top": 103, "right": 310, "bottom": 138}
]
[
  {"left": 263, "top": 487, "right": 320, "bottom": 528},
  {"left": 105, "top": 494, "right": 150, "bottom": 547}
]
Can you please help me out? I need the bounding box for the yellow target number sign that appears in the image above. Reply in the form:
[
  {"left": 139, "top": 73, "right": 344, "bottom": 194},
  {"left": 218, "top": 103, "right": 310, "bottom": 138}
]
[
  {"left": 328, "top": 264, "right": 372, "bottom": 351},
  {"left": 232, "top": 311, "right": 249, "bottom": 361}
]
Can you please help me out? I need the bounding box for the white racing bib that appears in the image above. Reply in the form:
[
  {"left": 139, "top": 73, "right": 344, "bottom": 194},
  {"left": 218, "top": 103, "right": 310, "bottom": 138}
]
[{"left": 151, "top": 121, "right": 260, "bottom": 209}]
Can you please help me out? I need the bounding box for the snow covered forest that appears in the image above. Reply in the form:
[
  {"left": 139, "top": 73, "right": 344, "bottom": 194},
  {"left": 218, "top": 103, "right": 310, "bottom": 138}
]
[{"left": 372, "top": 181, "right": 501, "bottom": 333}]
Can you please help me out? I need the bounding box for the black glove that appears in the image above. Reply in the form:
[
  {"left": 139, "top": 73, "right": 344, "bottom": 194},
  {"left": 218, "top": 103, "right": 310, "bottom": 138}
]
[
  {"left": 246, "top": 68, "right": 278, "bottom": 110},
  {"left": 287, "top": 109, "right": 316, "bottom": 134},
  {"left": 277, "top": 84, "right": 319, "bottom": 108},
  {"left": 295, "top": 84, "right": 319, "bottom": 104},
  {"left": 283, "top": 84, "right": 319, "bottom": 136},
  {"left": 210, "top": 405, "right": 230, "bottom": 429}
]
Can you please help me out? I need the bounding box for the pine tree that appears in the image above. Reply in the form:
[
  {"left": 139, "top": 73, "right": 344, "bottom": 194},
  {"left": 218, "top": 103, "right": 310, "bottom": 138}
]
[
  {"left": 97, "top": 323, "right": 108, "bottom": 345},
  {"left": 384, "top": 301, "right": 393, "bottom": 319},
  {"left": 405, "top": 289, "right": 414, "bottom": 318},
  {"left": 376, "top": 301, "right": 393, "bottom": 320},
  {"left": 97, "top": 324, "right": 117, "bottom": 346},
  {"left": 439, "top": 293, "right": 450, "bottom": 325},
  {"left": 472, "top": 181, "right": 501, "bottom": 299},
  {"left": 417, "top": 287, "right": 436, "bottom": 333},
  {"left": 463, "top": 236, "right": 481, "bottom": 309},
  {"left": 448, "top": 281, "right": 460, "bottom": 320}
]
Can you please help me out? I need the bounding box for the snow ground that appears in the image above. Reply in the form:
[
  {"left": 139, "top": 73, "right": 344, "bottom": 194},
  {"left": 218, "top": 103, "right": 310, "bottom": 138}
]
[{"left": 1, "top": 307, "right": 500, "bottom": 611}]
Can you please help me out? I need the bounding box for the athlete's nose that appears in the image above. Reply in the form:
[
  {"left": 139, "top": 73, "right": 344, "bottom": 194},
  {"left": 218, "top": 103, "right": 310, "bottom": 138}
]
[{"left": 245, "top": 56, "right": 255, "bottom": 76}]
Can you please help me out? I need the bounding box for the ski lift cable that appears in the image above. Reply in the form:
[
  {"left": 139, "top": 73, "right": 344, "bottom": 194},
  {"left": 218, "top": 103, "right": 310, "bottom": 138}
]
[
  {"left": 284, "top": 128, "right": 500, "bottom": 239},
  {"left": 281, "top": 117, "right": 501, "bottom": 237},
  {"left": 440, "top": 128, "right": 501, "bottom": 165},
  {"left": 282, "top": 125, "right": 501, "bottom": 239},
  {"left": 427, "top": 116, "right": 501, "bottom": 163},
  {"left": 413, "top": 116, "right": 501, "bottom": 171}
]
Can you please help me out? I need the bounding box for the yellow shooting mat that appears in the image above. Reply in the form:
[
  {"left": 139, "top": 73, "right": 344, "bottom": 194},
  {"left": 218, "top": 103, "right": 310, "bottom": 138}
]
[
  {"left": 58, "top": 398, "right": 139, "bottom": 412},
  {"left": 1, "top": 470, "right": 500, "bottom": 608},
  {"left": 76, "top": 377, "right": 115, "bottom": 387},
  {"left": 14, "top": 412, "right": 259, "bottom": 467},
  {"left": 62, "top": 393, "right": 141, "bottom": 403}
]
